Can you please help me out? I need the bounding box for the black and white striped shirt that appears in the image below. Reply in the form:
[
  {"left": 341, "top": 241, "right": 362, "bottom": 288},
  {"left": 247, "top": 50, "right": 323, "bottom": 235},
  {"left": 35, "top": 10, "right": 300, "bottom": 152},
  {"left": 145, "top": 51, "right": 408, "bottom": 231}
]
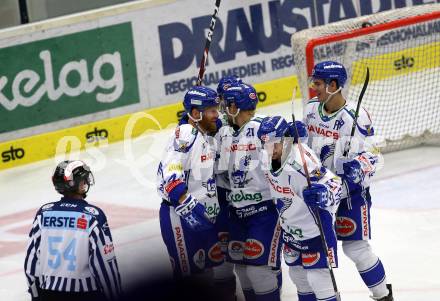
[{"left": 24, "top": 197, "right": 122, "bottom": 300}]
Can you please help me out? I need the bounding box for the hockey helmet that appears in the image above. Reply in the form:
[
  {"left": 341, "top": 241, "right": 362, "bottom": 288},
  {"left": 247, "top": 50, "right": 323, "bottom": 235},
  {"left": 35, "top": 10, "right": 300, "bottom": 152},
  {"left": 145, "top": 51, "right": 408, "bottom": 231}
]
[
  {"left": 257, "top": 116, "right": 288, "bottom": 144},
  {"left": 311, "top": 61, "right": 347, "bottom": 88},
  {"left": 183, "top": 86, "right": 220, "bottom": 114},
  {"left": 217, "top": 75, "right": 243, "bottom": 97},
  {"left": 223, "top": 83, "right": 258, "bottom": 111},
  {"left": 52, "top": 160, "right": 95, "bottom": 196}
]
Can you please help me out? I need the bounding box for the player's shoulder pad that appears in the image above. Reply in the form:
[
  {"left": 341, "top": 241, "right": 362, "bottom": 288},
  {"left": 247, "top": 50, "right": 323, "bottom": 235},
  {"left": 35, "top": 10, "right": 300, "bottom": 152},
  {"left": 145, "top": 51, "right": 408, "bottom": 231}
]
[
  {"left": 173, "top": 124, "right": 198, "bottom": 153},
  {"left": 343, "top": 104, "right": 374, "bottom": 137},
  {"left": 40, "top": 202, "right": 56, "bottom": 212},
  {"left": 81, "top": 202, "right": 107, "bottom": 224}
]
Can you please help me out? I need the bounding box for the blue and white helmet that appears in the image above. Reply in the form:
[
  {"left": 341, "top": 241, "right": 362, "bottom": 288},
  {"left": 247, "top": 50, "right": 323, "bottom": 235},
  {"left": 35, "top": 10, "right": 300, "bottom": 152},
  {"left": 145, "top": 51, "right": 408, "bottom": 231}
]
[
  {"left": 183, "top": 86, "right": 220, "bottom": 114},
  {"left": 311, "top": 61, "right": 347, "bottom": 87},
  {"left": 217, "top": 75, "right": 243, "bottom": 97},
  {"left": 257, "top": 116, "right": 288, "bottom": 144},
  {"left": 223, "top": 83, "right": 258, "bottom": 111}
]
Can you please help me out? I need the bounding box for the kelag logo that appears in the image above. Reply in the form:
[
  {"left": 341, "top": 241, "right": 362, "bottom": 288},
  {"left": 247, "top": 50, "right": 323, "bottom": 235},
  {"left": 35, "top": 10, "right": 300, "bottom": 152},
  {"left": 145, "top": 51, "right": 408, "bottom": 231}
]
[
  {"left": 158, "top": 0, "right": 405, "bottom": 76},
  {"left": 0, "top": 22, "right": 140, "bottom": 134}
]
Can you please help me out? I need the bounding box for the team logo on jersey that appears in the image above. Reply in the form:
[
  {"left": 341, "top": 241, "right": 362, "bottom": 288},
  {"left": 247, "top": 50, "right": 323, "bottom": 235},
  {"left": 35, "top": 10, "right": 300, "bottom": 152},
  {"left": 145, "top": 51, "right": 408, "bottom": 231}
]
[
  {"left": 202, "top": 178, "right": 217, "bottom": 199},
  {"left": 319, "top": 143, "right": 335, "bottom": 165},
  {"left": 336, "top": 216, "right": 357, "bottom": 237},
  {"left": 302, "top": 252, "right": 320, "bottom": 267},
  {"left": 84, "top": 206, "right": 99, "bottom": 215},
  {"left": 231, "top": 155, "right": 253, "bottom": 188},
  {"left": 228, "top": 241, "right": 244, "bottom": 261},
  {"left": 208, "top": 243, "right": 224, "bottom": 263},
  {"left": 193, "top": 249, "right": 205, "bottom": 270},
  {"left": 244, "top": 239, "right": 264, "bottom": 260},
  {"left": 41, "top": 203, "right": 54, "bottom": 210}
]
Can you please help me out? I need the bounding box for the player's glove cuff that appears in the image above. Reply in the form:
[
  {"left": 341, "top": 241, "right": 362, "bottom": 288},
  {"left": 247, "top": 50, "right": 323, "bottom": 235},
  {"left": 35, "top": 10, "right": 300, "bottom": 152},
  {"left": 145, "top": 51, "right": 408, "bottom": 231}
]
[
  {"left": 165, "top": 180, "right": 187, "bottom": 206},
  {"left": 175, "top": 195, "right": 213, "bottom": 231}
]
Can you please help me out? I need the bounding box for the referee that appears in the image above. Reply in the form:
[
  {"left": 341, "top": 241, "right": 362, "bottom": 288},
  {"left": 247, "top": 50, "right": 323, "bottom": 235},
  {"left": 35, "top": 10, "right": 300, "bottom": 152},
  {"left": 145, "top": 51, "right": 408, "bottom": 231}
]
[{"left": 24, "top": 160, "right": 122, "bottom": 301}]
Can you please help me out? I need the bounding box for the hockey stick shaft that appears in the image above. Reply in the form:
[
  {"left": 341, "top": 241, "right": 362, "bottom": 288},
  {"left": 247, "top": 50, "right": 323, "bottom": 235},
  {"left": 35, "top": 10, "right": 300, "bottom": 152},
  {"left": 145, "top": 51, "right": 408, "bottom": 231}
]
[
  {"left": 343, "top": 67, "right": 370, "bottom": 157},
  {"left": 196, "top": 0, "right": 221, "bottom": 86},
  {"left": 290, "top": 89, "right": 341, "bottom": 301}
]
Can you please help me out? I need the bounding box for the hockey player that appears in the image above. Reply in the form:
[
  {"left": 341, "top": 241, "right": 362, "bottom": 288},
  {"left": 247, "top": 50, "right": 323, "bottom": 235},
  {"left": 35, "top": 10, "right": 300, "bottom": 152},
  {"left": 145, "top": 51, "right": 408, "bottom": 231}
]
[
  {"left": 209, "top": 75, "right": 244, "bottom": 301},
  {"left": 257, "top": 116, "right": 342, "bottom": 301},
  {"left": 303, "top": 61, "right": 393, "bottom": 301},
  {"left": 217, "top": 82, "right": 282, "bottom": 301},
  {"left": 157, "top": 86, "right": 223, "bottom": 286},
  {"left": 24, "top": 160, "right": 122, "bottom": 301}
]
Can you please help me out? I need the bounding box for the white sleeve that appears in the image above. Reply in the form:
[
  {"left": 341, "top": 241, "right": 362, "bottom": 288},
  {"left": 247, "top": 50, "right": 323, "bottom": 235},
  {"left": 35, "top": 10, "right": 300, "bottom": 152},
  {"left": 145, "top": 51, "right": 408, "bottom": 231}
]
[
  {"left": 348, "top": 107, "right": 382, "bottom": 184},
  {"left": 157, "top": 124, "right": 197, "bottom": 203},
  {"left": 302, "top": 144, "right": 342, "bottom": 213}
]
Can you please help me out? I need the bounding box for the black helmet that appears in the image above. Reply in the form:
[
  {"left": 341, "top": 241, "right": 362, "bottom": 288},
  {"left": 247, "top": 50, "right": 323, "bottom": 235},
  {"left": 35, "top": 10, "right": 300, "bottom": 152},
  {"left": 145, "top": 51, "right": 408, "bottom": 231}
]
[{"left": 52, "top": 160, "right": 95, "bottom": 196}]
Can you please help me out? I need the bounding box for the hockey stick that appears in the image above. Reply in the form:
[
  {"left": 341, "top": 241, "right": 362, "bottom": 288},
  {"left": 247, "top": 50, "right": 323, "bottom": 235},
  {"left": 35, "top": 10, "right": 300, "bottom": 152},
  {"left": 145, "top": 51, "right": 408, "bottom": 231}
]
[
  {"left": 196, "top": 0, "right": 222, "bottom": 86},
  {"left": 186, "top": 0, "right": 221, "bottom": 135},
  {"left": 290, "top": 88, "right": 341, "bottom": 301},
  {"left": 343, "top": 67, "right": 370, "bottom": 157}
]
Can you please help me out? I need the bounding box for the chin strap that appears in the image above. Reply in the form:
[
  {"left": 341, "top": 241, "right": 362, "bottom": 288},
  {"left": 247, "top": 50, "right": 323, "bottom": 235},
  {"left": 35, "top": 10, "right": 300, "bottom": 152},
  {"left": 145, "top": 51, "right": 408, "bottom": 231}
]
[
  {"left": 188, "top": 111, "right": 208, "bottom": 136},
  {"left": 226, "top": 107, "right": 240, "bottom": 125},
  {"left": 188, "top": 110, "right": 203, "bottom": 123},
  {"left": 324, "top": 85, "right": 342, "bottom": 105}
]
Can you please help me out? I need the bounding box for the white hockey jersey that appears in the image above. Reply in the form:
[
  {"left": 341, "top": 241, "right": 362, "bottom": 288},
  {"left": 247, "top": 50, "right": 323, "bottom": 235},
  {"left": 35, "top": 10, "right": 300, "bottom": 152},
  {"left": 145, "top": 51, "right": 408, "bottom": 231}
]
[
  {"left": 157, "top": 124, "right": 220, "bottom": 218},
  {"left": 264, "top": 142, "right": 342, "bottom": 240},
  {"left": 217, "top": 116, "right": 272, "bottom": 208},
  {"left": 214, "top": 122, "right": 232, "bottom": 191},
  {"left": 303, "top": 99, "right": 381, "bottom": 196}
]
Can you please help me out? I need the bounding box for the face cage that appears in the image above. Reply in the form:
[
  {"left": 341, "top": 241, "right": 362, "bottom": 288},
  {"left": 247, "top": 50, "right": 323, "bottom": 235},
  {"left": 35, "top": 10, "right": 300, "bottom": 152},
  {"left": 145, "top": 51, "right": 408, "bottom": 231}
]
[{"left": 71, "top": 171, "right": 95, "bottom": 194}]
